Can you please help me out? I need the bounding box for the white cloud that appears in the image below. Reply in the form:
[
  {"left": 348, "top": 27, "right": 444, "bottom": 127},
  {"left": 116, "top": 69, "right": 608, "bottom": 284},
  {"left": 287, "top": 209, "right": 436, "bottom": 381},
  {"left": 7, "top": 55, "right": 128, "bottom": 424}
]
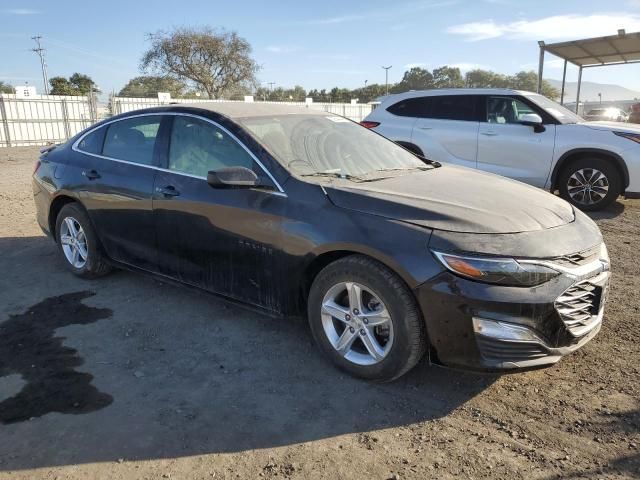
[
  {"left": 2, "top": 9, "right": 41, "bottom": 15},
  {"left": 265, "top": 45, "right": 300, "bottom": 54},
  {"left": 308, "top": 53, "right": 353, "bottom": 61},
  {"left": 447, "top": 13, "right": 640, "bottom": 41},
  {"left": 299, "top": 0, "right": 456, "bottom": 25}
]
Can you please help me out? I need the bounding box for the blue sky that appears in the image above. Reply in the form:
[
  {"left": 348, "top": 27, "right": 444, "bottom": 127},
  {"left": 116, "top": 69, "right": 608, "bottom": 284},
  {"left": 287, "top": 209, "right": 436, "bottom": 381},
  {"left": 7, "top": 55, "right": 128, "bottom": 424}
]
[{"left": 2, "top": 0, "right": 640, "bottom": 96}]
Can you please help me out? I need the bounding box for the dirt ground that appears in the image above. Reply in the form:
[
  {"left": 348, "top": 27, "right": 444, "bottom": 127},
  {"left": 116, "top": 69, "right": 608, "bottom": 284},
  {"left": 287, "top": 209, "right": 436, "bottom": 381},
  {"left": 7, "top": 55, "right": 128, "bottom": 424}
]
[{"left": 0, "top": 146, "right": 638, "bottom": 480}]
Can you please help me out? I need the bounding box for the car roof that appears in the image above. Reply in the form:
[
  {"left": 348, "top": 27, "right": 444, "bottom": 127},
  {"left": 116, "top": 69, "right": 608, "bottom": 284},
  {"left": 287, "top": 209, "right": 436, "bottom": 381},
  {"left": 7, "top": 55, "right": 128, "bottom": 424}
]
[
  {"left": 383, "top": 88, "right": 535, "bottom": 100},
  {"left": 170, "top": 102, "right": 328, "bottom": 119}
]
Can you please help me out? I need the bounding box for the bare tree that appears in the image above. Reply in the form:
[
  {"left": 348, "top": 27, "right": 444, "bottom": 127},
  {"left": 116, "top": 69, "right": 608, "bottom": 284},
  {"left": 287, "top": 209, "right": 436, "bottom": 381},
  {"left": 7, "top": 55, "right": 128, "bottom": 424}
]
[{"left": 140, "top": 27, "right": 259, "bottom": 99}]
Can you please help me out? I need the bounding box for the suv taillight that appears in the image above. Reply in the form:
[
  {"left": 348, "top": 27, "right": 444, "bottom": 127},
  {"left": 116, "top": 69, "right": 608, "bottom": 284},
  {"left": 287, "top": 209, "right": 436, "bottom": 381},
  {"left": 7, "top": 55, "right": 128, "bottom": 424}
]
[{"left": 360, "top": 121, "right": 380, "bottom": 129}]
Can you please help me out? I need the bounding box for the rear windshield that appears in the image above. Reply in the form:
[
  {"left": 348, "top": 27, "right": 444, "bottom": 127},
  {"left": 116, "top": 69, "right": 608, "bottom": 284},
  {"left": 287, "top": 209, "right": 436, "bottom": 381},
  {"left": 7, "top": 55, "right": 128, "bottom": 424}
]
[{"left": 237, "top": 114, "right": 426, "bottom": 179}]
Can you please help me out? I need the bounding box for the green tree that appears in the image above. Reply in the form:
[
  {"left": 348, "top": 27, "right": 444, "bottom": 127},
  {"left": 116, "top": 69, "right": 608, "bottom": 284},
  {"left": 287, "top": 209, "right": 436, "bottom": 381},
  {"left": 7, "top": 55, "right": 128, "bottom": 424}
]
[
  {"left": 432, "top": 66, "right": 465, "bottom": 89},
  {"left": 0, "top": 81, "right": 14, "bottom": 94},
  {"left": 465, "top": 69, "right": 509, "bottom": 88},
  {"left": 119, "top": 75, "right": 187, "bottom": 98},
  {"left": 49, "top": 73, "right": 98, "bottom": 95},
  {"left": 141, "top": 26, "right": 259, "bottom": 99},
  {"left": 391, "top": 67, "right": 434, "bottom": 93},
  {"left": 508, "top": 71, "right": 559, "bottom": 99}
]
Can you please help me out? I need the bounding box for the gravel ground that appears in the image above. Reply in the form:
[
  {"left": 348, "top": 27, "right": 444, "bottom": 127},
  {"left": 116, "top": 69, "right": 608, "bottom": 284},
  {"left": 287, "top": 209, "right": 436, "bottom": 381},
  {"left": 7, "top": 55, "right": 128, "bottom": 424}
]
[{"left": 0, "top": 146, "right": 638, "bottom": 480}]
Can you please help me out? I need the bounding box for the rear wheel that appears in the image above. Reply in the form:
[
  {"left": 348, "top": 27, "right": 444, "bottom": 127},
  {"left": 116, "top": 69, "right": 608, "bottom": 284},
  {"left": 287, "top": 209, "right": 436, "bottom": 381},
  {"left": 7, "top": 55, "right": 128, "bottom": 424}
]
[
  {"left": 558, "top": 157, "right": 621, "bottom": 211},
  {"left": 307, "top": 255, "right": 426, "bottom": 382},
  {"left": 55, "top": 203, "right": 111, "bottom": 278}
]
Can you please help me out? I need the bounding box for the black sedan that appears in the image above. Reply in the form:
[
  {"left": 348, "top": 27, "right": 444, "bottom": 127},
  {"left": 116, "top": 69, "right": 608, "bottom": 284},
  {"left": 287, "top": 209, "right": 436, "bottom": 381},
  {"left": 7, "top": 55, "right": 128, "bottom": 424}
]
[{"left": 33, "top": 103, "right": 610, "bottom": 381}]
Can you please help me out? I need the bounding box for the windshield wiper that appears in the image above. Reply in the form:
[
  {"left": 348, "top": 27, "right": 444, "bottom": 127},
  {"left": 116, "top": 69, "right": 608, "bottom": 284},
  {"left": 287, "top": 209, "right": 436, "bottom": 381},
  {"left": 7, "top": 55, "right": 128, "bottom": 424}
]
[
  {"left": 300, "top": 170, "right": 366, "bottom": 182},
  {"left": 371, "top": 165, "right": 434, "bottom": 174}
]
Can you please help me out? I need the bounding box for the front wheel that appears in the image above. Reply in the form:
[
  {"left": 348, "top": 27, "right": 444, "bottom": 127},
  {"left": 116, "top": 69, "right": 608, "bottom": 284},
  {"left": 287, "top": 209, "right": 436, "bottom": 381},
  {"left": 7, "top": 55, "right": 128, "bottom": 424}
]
[
  {"left": 307, "top": 255, "right": 426, "bottom": 382},
  {"left": 558, "top": 157, "right": 621, "bottom": 211}
]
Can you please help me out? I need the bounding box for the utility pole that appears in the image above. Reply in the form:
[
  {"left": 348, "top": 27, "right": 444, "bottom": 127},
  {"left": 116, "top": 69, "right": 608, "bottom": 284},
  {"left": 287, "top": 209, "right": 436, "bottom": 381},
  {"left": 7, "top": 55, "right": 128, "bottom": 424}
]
[
  {"left": 31, "top": 35, "right": 49, "bottom": 95},
  {"left": 382, "top": 66, "right": 392, "bottom": 95},
  {"left": 267, "top": 82, "right": 275, "bottom": 91}
]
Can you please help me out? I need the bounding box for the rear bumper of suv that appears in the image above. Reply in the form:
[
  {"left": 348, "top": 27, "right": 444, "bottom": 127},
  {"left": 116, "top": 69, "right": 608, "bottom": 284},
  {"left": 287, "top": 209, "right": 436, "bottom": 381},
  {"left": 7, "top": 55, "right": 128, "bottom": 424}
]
[{"left": 414, "top": 248, "right": 610, "bottom": 372}]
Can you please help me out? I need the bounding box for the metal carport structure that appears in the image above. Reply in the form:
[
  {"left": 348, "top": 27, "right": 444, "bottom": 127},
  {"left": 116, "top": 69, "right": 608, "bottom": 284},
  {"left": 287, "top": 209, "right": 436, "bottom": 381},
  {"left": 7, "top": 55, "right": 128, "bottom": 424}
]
[{"left": 537, "top": 29, "right": 640, "bottom": 110}]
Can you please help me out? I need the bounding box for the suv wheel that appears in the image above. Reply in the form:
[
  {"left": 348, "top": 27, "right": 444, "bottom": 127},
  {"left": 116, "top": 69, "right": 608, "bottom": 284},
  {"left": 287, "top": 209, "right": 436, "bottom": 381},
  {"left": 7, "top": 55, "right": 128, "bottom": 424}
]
[
  {"left": 307, "top": 255, "right": 426, "bottom": 382},
  {"left": 558, "top": 157, "right": 621, "bottom": 211},
  {"left": 55, "top": 203, "right": 111, "bottom": 278}
]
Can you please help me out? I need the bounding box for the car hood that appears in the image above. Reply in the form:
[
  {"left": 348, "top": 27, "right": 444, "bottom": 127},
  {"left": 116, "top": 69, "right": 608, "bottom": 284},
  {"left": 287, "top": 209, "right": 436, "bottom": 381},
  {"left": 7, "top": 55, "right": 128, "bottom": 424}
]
[
  {"left": 582, "top": 121, "right": 640, "bottom": 133},
  {"left": 324, "top": 165, "right": 575, "bottom": 234}
]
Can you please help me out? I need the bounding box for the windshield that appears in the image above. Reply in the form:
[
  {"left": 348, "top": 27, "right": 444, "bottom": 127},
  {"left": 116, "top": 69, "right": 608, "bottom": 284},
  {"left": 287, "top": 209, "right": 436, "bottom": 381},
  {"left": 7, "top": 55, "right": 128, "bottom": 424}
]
[
  {"left": 524, "top": 93, "right": 583, "bottom": 124},
  {"left": 237, "top": 114, "right": 428, "bottom": 180}
]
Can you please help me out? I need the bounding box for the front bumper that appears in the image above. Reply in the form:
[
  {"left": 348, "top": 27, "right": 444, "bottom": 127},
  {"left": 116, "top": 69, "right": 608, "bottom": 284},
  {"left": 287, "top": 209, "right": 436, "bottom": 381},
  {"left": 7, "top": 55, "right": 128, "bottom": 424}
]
[{"left": 414, "top": 249, "right": 610, "bottom": 372}]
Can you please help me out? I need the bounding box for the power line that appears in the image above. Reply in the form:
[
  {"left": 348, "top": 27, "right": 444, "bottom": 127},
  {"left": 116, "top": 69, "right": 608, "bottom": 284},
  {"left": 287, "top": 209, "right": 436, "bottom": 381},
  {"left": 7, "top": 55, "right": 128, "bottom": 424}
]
[{"left": 31, "top": 35, "right": 49, "bottom": 95}]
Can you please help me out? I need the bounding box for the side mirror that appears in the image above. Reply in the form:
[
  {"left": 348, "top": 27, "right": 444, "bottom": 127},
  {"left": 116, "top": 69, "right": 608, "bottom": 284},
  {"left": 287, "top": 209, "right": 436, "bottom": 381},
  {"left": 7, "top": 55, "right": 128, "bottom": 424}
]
[
  {"left": 519, "top": 113, "right": 545, "bottom": 133},
  {"left": 207, "top": 167, "right": 262, "bottom": 188}
]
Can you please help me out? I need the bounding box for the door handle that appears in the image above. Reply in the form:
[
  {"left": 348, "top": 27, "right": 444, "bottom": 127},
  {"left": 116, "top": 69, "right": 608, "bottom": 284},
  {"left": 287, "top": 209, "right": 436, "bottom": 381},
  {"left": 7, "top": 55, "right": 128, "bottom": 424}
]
[
  {"left": 156, "top": 186, "right": 180, "bottom": 197},
  {"left": 82, "top": 169, "right": 101, "bottom": 180},
  {"left": 418, "top": 126, "right": 433, "bottom": 130},
  {"left": 480, "top": 131, "right": 498, "bottom": 136}
]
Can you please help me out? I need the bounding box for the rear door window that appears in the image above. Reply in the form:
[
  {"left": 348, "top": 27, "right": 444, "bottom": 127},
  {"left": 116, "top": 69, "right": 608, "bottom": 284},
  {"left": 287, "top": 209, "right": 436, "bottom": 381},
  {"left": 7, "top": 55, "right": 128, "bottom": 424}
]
[
  {"left": 429, "top": 95, "right": 479, "bottom": 121},
  {"left": 102, "top": 116, "right": 162, "bottom": 166}
]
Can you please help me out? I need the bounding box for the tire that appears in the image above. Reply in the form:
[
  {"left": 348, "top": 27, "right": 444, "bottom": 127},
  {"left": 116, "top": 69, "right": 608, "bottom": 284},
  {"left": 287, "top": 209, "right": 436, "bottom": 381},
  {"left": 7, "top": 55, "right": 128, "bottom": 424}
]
[
  {"left": 307, "top": 255, "right": 426, "bottom": 382},
  {"left": 558, "top": 157, "right": 621, "bottom": 211},
  {"left": 55, "top": 203, "right": 111, "bottom": 278}
]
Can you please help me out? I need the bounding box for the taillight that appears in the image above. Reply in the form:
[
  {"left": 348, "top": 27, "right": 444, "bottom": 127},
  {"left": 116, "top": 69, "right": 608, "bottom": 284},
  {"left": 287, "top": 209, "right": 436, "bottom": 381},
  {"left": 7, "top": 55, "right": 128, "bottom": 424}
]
[
  {"left": 33, "top": 160, "right": 41, "bottom": 174},
  {"left": 360, "top": 121, "right": 380, "bottom": 129}
]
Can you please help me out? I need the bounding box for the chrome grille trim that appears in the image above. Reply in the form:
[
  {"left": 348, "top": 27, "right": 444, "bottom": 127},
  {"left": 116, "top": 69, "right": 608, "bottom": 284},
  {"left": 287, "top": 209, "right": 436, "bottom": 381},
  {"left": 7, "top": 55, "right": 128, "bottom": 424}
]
[{"left": 555, "top": 271, "right": 609, "bottom": 337}]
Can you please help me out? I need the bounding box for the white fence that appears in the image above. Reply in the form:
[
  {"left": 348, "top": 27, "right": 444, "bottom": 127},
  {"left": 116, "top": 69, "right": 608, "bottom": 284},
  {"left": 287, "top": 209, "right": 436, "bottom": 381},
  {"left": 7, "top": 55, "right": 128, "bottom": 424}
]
[
  {"left": 0, "top": 95, "right": 373, "bottom": 148},
  {"left": 111, "top": 97, "right": 373, "bottom": 122},
  {"left": 0, "top": 94, "right": 97, "bottom": 147}
]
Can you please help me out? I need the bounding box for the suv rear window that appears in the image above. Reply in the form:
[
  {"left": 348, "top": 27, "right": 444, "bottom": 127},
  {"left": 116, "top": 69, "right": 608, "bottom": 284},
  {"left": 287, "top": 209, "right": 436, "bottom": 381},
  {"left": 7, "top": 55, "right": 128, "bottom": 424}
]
[
  {"left": 387, "top": 95, "right": 479, "bottom": 121},
  {"left": 387, "top": 97, "right": 428, "bottom": 117}
]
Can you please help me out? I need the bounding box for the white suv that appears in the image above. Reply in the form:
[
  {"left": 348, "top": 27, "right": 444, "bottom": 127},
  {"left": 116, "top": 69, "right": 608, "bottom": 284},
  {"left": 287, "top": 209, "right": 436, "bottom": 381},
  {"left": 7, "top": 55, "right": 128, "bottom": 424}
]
[{"left": 362, "top": 88, "right": 640, "bottom": 210}]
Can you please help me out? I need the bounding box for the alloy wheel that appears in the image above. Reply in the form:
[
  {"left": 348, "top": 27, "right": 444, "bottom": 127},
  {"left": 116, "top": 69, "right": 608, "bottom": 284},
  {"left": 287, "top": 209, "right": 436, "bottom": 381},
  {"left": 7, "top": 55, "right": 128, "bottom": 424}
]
[
  {"left": 320, "top": 281, "right": 394, "bottom": 365},
  {"left": 567, "top": 168, "right": 609, "bottom": 206},
  {"left": 59, "top": 216, "right": 88, "bottom": 268}
]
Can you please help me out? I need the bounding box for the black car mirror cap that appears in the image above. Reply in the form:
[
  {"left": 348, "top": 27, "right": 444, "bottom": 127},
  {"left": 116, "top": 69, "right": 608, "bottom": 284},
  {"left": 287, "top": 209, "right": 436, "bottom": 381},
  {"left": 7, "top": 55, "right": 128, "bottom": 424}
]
[
  {"left": 207, "top": 167, "right": 261, "bottom": 188},
  {"left": 519, "top": 113, "right": 546, "bottom": 133}
]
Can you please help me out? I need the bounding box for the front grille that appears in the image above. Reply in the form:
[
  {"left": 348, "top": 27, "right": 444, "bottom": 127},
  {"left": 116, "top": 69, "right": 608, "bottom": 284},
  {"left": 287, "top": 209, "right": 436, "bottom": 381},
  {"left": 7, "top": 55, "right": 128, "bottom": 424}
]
[
  {"left": 555, "top": 279, "right": 603, "bottom": 336},
  {"left": 552, "top": 245, "right": 600, "bottom": 268}
]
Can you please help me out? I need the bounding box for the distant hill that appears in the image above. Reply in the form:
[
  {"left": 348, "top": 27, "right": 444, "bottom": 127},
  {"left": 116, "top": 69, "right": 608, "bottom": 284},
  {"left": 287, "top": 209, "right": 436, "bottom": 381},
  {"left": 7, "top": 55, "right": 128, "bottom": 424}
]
[{"left": 547, "top": 79, "right": 640, "bottom": 102}]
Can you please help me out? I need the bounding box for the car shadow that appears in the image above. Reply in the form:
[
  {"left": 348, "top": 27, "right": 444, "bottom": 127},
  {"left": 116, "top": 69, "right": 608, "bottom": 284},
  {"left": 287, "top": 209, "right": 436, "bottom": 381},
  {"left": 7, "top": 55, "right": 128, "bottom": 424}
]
[
  {"left": 585, "top": 199, "right": 626, "bottom": 220},
  {"left": 0, "top": 235, "right": 497, "bottom": 471}
]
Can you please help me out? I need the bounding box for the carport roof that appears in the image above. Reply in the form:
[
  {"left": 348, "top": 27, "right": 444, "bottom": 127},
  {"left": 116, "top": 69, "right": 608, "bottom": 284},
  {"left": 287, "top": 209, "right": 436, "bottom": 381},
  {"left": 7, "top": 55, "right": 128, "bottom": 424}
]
[{"left": 541, "top": 30, "right": 640, "bottom": 67}]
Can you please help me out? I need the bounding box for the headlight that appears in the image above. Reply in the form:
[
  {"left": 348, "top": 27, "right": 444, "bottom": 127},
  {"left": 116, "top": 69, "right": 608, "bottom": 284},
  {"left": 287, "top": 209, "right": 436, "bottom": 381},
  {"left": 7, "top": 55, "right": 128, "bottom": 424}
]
[
  {"left": 613, "top": 131, "right": 640, "bottom": 144},
  {"left": 432, "top": 251, "right": 560, "bottom": 287}
]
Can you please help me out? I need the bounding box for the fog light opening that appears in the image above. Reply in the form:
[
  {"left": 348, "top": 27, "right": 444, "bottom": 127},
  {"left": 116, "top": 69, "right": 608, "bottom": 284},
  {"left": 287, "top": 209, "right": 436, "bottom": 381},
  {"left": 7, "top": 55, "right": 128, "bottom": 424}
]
[{"left": 472, "top": 317, "right": 546, "bottom": 344}]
